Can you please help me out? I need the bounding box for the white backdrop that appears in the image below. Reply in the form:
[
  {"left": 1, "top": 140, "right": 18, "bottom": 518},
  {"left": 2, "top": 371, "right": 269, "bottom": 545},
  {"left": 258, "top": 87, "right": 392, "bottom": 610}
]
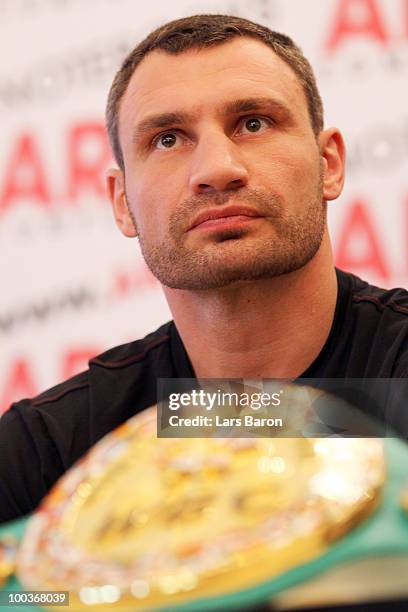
[{"left": 1, "top": 0, "right": 408, "bottom": 412}]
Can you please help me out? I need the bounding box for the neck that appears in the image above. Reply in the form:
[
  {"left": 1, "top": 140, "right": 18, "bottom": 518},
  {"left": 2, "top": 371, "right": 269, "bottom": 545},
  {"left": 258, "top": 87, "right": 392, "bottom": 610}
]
[{"left": 162, "top": 232, "right": 337, "bottom": 379}]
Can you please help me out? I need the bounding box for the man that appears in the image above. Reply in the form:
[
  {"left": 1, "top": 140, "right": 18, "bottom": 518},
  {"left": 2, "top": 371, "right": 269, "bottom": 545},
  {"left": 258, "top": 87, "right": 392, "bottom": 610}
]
[{"left": 1, "top": 14, "right": 408, "bottom": 524}]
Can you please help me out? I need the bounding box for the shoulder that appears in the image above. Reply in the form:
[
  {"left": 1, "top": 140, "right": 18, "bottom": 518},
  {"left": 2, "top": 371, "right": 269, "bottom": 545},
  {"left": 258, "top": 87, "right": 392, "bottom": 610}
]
[
  {"left": 22, "top": 320, "right": 172, "bottom": 409},
  {"left": 90, "top": 321, "right": 172, "bottom": 370},
  {"left": 30, "top": 369, "right": 90, "bottom": 409},
  {"left": 337, "top": 269, "right": 408, "bottom": 376},
  {"left": 1, "top": 367, "right": 91, "bottom": 443},
  {"left": 342, "top": 269, "right": 408, "bottom": 317},
  {"left": 2, "top": 320, "right": 174, "bottom": 462}
]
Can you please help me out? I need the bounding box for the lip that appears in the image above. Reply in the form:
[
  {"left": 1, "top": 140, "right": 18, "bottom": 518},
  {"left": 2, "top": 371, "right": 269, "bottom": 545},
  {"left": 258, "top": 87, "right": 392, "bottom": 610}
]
[{"left": 189, "top": 206, "right": 263, "bottom": 230}]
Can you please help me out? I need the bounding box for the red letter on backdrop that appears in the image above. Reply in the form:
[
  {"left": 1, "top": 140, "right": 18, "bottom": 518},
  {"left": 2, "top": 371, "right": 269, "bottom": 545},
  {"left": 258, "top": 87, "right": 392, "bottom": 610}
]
[
  {"left": 326, "top": 0, "right": 388, "bottom": 51},
  {"left": 0, "top": 358, "right": 38, "bottom": 414},
  {"left": 335, "top": 200, "right": 390, "bottom": 281},
  {"left": 0, "top": 133, "right": 51, "bottom": 213},
  {"left": 67, "top": 122, "right": 112, "bottom": 200},
  {"left": 405, "top": 0, "right": 408, "bottom": 38}
]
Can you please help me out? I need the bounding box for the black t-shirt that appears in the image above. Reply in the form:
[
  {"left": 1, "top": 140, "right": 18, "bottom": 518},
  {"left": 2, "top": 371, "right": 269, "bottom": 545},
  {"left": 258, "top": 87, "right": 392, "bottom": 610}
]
[{"left": 1, "top": 268, "right": 408, "bottom": 524}]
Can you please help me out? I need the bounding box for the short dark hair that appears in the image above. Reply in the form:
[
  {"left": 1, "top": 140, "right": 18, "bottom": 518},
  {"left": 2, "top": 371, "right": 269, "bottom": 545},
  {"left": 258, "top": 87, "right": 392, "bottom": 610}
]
[{"left": 106, "top": 14, "right": 324, "bottom": 169}]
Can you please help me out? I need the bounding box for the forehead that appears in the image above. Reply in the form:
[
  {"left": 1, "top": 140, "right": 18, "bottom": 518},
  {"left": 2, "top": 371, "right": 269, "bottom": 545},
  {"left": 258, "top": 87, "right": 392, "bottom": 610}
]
[{"left": 119, "top": 37, "right": 309, "bottom": 140}]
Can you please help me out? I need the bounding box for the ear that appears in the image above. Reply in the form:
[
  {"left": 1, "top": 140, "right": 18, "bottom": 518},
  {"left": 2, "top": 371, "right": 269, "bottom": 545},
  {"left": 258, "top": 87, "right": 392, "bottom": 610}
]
[
  {"left": 106, "top": 168, "right": 138, "bottom": 237},
  {"left": 318, "top": 128, "right": 346, "bottom": 201}
]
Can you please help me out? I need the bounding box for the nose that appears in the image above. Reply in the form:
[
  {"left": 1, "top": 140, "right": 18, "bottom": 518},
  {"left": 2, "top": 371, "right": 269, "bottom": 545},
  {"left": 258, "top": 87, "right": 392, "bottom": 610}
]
[{"left": 189, "top": 132, "right": 249, "bottom": 194}]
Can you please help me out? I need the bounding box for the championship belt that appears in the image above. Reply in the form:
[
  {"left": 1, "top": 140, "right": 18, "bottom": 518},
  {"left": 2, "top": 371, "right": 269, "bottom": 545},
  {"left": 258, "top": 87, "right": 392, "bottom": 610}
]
[
  {"left": 8, "top": 387, "right": 391, "bottom": 611},
  {"left": 2, "top": 385, "right": 408, "bottom": 610}
]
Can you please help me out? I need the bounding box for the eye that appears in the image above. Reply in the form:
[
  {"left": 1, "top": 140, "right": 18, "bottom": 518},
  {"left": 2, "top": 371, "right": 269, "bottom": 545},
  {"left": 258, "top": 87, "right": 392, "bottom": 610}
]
[
  {"left": 152, "top": 131, "right": 183, "bottom": 150},
  {"left": 238, "top": 116, "right": 271, "bottom": 135}
]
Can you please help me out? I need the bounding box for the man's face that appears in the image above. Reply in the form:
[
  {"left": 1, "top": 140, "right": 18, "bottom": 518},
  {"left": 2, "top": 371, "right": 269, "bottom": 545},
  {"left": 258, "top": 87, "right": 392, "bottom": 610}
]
[{"left": 112, "top": 38, "right": 334, "bottom": 290}]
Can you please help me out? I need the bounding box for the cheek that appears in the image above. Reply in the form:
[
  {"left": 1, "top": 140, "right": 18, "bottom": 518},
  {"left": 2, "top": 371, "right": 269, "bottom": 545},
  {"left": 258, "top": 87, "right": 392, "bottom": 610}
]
[
  {"left": 125, "top": 174, "right": 174, "bottom": 238},
  {"left": 254, "top": 149, "right": 321, "bottom": 201}
]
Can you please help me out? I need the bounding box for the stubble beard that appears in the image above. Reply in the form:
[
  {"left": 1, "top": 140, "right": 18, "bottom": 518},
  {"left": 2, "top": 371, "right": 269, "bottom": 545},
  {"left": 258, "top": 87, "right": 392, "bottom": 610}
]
[{"left": 134, "top": 173, "right": 326, "bottom": 290}]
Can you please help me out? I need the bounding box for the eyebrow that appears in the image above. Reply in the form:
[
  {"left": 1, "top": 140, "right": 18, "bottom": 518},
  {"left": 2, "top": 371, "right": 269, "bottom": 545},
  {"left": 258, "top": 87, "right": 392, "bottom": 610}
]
[
  {"left": 131, "top": 97, "right": 293, "bottom": 145},
  {"left": 223, "top": 97, "right": 292, "bottom": 117}
]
